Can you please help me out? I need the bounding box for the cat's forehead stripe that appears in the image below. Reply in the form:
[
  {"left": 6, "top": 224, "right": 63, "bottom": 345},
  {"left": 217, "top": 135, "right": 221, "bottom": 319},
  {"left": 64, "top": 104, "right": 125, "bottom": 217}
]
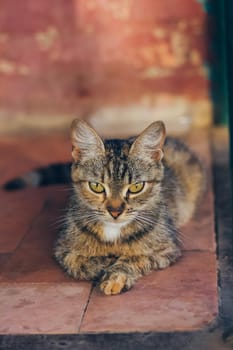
[
  {"left": 104, "top": 139, "right": 131, "bottom": 158},
  {"left": 104, "top": 157, "right": 130, "bottom": 183},
  {"left": 103, "top": 139, "right": 132, "bottom": 183}
]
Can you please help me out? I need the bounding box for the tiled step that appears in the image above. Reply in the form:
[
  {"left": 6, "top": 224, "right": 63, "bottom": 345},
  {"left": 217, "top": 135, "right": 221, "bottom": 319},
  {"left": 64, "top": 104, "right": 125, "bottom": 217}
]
[
  {"left": 81, "top": 251, "right": 217, "bottom": 333},
  {"left": 0, "top": 130, "right": 217, "bottom": 334},
  {"left": 0, "top": 283, "right": 90, "bottom": 334}
]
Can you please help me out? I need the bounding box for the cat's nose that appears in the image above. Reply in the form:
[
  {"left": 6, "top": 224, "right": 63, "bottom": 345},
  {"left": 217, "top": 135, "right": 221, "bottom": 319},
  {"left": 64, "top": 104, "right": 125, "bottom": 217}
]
[
  {"left": 108, "top": 210, "right": 122, "bottom": 219},
  {"left": 107, "top": 203, "right": 125, "bottom": 219}
]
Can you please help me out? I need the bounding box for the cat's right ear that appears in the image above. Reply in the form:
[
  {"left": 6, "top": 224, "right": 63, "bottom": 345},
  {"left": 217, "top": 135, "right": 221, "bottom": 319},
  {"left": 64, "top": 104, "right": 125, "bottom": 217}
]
[
  {"left": 71, "top": 119, "right": 105, "bottom": 161},
  {"left": 129, "top": 121, "right": 166, "bottom": 161}
]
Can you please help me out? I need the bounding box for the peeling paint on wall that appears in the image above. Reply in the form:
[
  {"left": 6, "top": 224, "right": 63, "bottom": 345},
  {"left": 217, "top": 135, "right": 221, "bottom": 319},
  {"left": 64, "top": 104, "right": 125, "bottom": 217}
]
[
  {"left": 0, "top": 60, "right": 15, "bottom": 74},
  {"left": 0, "top": 33, "right": 8, "bottom": 43},
  {"left": 0, "top": 0, "right": 212, "bottom": 128},
  {"left": 96, "top": 0, "right": 133, "bottom": 20},
  {"left": 0, "top": 60, "right": 30, "bottom": 76},
  {"left": 141, "top": 67, "right": 172, "bottom": 79},
  {"left": 171, "top": 31, "right": 190, "bottom": 66},
  {"left": 190, "top": 50, "right": 202, "bottom": 65},
  {"left": 35, "top": 26, "right": 59, "bottom": 51}
]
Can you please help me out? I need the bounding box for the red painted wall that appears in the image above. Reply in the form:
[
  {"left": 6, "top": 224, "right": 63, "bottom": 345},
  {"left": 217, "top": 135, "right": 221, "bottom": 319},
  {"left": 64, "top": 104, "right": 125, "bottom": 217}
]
[{"left": 0, "top": 0, "right": 211, "bottom": 129}]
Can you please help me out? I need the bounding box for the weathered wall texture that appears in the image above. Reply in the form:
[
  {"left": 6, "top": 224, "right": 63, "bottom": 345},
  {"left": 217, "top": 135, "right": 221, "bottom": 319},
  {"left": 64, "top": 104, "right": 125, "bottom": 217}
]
[{"left": 0, "top": 0, "right": 213, "bottom": 132}]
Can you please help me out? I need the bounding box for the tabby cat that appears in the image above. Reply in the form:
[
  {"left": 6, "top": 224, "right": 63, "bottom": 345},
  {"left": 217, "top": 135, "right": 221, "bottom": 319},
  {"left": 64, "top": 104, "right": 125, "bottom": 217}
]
[{"left": 53, "top": 119, "right": 205, "bottom": 295}]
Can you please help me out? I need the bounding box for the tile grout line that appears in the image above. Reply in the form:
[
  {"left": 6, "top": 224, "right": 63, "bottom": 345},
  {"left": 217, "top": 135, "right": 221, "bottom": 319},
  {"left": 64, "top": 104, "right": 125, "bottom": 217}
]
[
  {"left": 0, "top": 199, "right": 50, "bottom": 277},
  {"left": 78, "top": 283, "right": 95, "bottom": 333},
  {"left": 17, "top": 199, "right": 50, "bottom": 251},
  {"left": 183, "top": 248, "right": 216, "bottom": 253},
  {"left": 77, "top": 251, "right": 218, "bottom": 333}
]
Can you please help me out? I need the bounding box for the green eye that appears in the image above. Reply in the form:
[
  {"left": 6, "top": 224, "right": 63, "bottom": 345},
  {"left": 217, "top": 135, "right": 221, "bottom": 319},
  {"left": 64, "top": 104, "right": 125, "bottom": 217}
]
[
  {"left": 89, "top": 182, "right": 105, "bottom": 194},
  {"left": 128, "top": 182, "right": 145, "bottom": 194}
]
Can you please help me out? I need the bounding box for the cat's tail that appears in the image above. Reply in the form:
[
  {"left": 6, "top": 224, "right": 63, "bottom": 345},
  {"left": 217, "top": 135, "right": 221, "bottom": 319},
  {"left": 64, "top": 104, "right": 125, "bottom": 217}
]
[{"left": 3, "top": 163, "right": 72, "bottom": 191}]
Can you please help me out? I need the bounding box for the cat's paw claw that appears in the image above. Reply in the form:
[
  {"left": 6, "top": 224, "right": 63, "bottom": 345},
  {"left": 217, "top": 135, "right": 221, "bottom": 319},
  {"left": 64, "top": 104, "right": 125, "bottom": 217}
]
[{"left": 100, "top": 272, "right": 128, "bottom": 295}]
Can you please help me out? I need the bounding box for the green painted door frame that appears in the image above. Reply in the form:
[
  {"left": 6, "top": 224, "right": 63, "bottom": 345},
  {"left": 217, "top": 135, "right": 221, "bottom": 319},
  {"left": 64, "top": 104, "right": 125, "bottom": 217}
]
[
  {"left": 224, "top": 0, "right": 233, "bottom": 168},
  {"left": 212, "top": 0, "right": 228, "bottom": 125},
  {"left": 223, "top": 0, "right": 233, "bottom": 230}
]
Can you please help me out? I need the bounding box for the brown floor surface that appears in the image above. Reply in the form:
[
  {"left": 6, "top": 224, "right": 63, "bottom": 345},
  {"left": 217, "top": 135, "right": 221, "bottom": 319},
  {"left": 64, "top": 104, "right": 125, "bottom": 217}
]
[{"left": 0, "top": 129, "right": 217, "bottom": 334}]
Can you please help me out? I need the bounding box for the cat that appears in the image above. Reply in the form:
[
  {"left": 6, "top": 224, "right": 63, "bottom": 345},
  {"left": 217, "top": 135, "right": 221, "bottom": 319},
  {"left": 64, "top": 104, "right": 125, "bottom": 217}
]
[{"left": 52, "top": 119, "right": 206, "bottom": 295}]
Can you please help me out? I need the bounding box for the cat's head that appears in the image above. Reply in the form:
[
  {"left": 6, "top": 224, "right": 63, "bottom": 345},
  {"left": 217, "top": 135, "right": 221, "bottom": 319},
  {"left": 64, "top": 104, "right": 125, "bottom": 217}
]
[{"left": 70, "top": 119, "right": 166, "bottom": 241}]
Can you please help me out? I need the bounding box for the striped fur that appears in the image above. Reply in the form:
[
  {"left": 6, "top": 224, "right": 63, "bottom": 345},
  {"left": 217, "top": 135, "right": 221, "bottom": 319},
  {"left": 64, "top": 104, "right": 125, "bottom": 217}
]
[{"left": 54, "top": 119, "right": 206, "bottom": 295}]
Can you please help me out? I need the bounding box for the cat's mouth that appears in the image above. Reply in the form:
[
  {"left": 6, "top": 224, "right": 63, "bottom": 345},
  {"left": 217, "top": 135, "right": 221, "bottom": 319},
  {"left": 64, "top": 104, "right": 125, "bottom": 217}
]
[{"left": 103, "top": 217, "right": 130, "bottom": 225}]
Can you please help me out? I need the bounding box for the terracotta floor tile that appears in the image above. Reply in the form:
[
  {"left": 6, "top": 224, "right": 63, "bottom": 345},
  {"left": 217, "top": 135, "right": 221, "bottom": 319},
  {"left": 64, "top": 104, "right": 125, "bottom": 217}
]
[
  {"left": 0, "top": 147, "right": 39, "bottom": 185},
  {"left": 0, "top": 132, "right": 70, "bottom": 254},
  {"left": 0, "top": 282, "right": 91, "bottom": 334},
  {"left": 0, "top": 136, "right": 44, "bottom": 184},
  {"left": 0, "top": 189, "right": 45, "bottom": 254},
  {"left": 15, "top": 132, "right": 70, "bottom": 165},
  {"left": 0, "top": 254, "right": 11, "bottom": 270},
  {"left": 0, "top": 132, "right": 70, "bottom": 185},
  {"left": 0, "top": 186, "right": 73, "bottom": 282},
  {"left": 0, "top": 130, "right": 218, "bottom": 335},
  {"left": 80, "top": 251, "right": 218, "bottom": 333}
]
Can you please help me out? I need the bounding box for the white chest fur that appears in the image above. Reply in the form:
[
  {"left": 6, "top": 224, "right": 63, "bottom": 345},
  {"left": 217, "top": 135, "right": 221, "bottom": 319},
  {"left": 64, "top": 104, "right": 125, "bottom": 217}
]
[{"left": 102, "top": 222, "right": 126, "bottom": 242}]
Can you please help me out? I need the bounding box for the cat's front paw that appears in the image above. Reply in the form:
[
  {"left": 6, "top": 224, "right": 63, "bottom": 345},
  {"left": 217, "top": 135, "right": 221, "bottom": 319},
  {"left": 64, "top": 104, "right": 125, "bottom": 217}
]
[{"left": 100, "top": 272, "right": 133, "bottom": 295}]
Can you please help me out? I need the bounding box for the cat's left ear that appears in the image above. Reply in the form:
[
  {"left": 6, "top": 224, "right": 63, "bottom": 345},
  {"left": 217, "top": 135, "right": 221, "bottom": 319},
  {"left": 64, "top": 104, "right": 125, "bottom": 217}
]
[
  {"left": 71, "top": 119, "right": 105, "bottom": 161},
  {"left": 129, "top": 121, "right": 166, "bottom": 161}
]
